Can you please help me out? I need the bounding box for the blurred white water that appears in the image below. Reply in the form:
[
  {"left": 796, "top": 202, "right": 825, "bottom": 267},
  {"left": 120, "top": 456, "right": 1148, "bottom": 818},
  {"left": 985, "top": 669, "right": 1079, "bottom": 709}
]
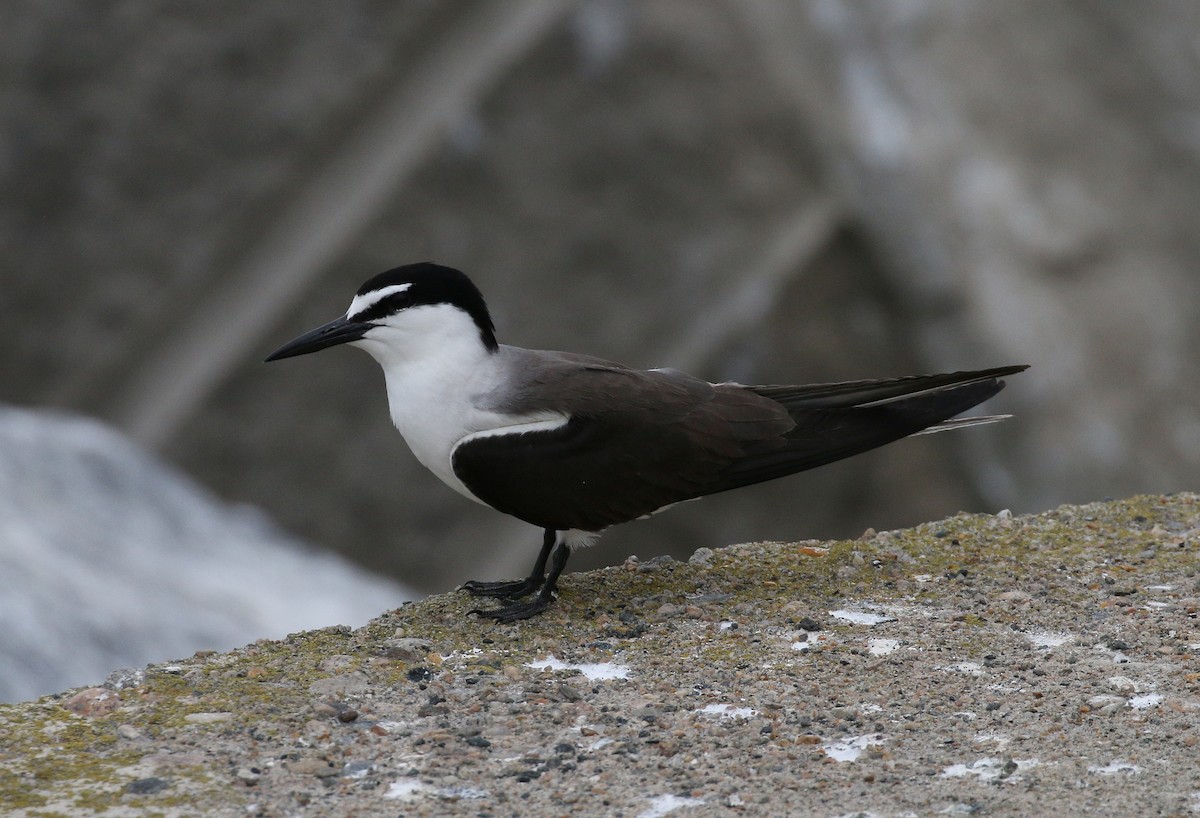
[{"left": 0, "top": 405, "right": 413, "bottom": 702}]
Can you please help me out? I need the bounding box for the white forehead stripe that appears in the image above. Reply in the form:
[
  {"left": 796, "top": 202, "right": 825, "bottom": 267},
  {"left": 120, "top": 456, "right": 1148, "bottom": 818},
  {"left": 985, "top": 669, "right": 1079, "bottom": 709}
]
[{"left": 346, "top": 283, "right": 413, "bottom": 318}]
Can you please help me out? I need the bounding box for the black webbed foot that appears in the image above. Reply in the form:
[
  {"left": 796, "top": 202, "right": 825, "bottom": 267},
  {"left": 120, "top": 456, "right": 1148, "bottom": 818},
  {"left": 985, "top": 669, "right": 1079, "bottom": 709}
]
[
  {"left": 464, "top": 529, "right": 571, "bottom": 622},
  {"left": 468, "top": 592, "right": 555, "bottom": 622},
  {"left": 459, "top": 577, "right": 543, "bottom": 599}
]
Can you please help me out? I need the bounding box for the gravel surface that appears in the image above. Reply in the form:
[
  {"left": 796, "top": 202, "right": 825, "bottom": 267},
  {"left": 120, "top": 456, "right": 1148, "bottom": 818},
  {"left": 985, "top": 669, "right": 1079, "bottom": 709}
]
[{"left": 2, "top": 493, "right": 1199, "bottom": 817}]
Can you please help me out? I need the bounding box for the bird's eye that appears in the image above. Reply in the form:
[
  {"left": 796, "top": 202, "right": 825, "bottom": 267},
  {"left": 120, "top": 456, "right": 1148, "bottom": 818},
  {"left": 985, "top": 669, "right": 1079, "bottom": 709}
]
[{"left": 384, "top": 292, "right": 412, "bottom": 310}]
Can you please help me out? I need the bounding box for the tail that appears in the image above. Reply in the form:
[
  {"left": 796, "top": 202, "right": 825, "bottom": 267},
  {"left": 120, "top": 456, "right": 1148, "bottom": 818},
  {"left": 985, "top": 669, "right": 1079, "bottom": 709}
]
[{"left": 711, "top": 365, "right": 1027, "bottom": 493}]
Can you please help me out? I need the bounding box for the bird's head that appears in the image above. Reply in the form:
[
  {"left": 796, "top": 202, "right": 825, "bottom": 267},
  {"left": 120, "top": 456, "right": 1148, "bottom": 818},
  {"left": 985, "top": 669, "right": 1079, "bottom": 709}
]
[{"left": 265, "top": 262, "right": 498, "bottom": 365}]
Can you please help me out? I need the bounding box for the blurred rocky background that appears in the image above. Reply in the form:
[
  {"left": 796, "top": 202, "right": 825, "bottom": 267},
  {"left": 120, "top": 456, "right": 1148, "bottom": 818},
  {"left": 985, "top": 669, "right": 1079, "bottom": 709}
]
[{"left": 3, "top": 2, "right": 1199, "bottom": 695}]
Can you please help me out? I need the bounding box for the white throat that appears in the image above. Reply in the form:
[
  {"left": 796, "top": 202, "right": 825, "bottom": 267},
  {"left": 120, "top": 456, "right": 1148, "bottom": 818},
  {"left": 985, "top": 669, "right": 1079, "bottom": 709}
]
[{"left": 349, "top": 304, "right": 506, "bottom": 501}]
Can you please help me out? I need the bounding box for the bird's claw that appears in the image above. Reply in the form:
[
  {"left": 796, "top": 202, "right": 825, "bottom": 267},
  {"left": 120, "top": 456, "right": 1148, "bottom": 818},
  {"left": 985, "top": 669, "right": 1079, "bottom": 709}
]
[
  {"left": 460, "top": 577, "right": 542, "bottom": 599},
  {"left": 468, "top": 594, "right": 554, "bottom": 622}
]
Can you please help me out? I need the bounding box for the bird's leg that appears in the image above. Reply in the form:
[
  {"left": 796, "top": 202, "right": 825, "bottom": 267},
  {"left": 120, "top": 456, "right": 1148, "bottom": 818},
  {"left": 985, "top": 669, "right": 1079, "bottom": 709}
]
[
  {"left": 460, "top": 528, "right": 556, "bottom": 599},
  {"left": 470, "top": 538, "right": 572, "bottom": 622}
]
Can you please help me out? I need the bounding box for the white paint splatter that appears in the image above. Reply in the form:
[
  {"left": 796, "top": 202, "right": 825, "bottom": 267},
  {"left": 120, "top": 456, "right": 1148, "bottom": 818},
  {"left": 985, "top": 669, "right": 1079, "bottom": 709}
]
[
  {"left": 1129, "top": 693, "right": 1163, "bottom": 710},
  {"left": 382, "top": 780, "right": 488, "bottom": 800},
  {"left": 940, "top": 757, "right": 1039, "bottom": 781},
  {"left": 441, "top": 786, "right": 489, "bottom": 800},
  {"left": 383, "top": 780, "right": 432, "bottom": 800},
  {"left": 972, "top": 732, "right": 1011, "bottom": 749},
  {"left": 823, "top": 733, "right": 885, "bottom": 762},
  {"left": 868, "top": 637, "right": 900, "bottom": 656},
  {"left": 1025, "top": 631, "right": 1073, "bottom": 648},
  {"left": 526, "top": 656, "right": 629, "bottom": 680},
  {"left": 696, "top": 703, "right": 758, "bottom": 720},
  {"left": 830, "top": 609, "right": 896, "bottom": 626},
  {"left": 1088, "top": 761, "right": 1141, "bottom": 775},
  {"left": 636, "top": 794, "right": 705, "bottom": 818}
]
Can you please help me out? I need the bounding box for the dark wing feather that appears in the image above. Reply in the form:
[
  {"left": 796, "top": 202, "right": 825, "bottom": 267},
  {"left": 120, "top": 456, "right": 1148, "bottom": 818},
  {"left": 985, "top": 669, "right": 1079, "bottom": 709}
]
[
  {"left": 453, "top": 365, "right": 792, "bottom": 531},
  {"left": 746, "top": 365, "right": 1028, "bottom": 408},
  {"left": 717, "top": 376, "right": 1010, "bottom": 492},
  {"left": 454, "top": 358, "right": 1025, "bottom": 532}
]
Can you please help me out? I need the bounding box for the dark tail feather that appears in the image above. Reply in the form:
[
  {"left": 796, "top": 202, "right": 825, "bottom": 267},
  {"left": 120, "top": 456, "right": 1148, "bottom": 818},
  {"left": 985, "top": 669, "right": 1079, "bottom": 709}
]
[
  {"left": 712, "top": 366, "right": 1025, "bottom": 494},
  {"left": 747, "top": 365, "right": 1028, "bottom": 410}
]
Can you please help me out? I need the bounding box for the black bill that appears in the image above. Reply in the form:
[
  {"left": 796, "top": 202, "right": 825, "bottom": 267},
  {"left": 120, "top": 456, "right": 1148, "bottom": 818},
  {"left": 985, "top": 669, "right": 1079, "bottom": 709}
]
[{"left": 264, "top": 316, "right": 372, "bottom": 362}]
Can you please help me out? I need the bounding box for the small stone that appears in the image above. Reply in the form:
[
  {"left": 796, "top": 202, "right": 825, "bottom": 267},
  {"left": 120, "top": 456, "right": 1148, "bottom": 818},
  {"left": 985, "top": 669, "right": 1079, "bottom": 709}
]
[
  {"left": 336, "top": 708, "right": 359, "bottom": 723},
  {"left": 341, "top": 760, "right": 374, "bottom": 779},
  {"left": 117, "top": 724, "right": 143, "bottom": 741},
  {"left": 289, "top": 757, "right": 339, "bottom": 778},
  {"left": 126, "top": 777, "right": 169, "bottom": 795},
  {"left": 63, "top": 687, "right": 120, "bottom": 717},
  {"left": 407, "top": 667, "right": 434, "bottom": 683},
  {"left": 236, "top": 767, "right": 261, "bottom": 785},
  {"left": 318, "top": 654, "right": 355, "bottom": 673},
  {"left": 104, "top": 667, "right": 146, "bottom": 691},
  {"left": 637, "top": 555, "right": 676, "bottom": 573},
  {"left": 688, "top": 547, "right": 715, "bottom": 566},
  {"left": 502, "top": 664, "right": 523, "bottom": 681},
  {"left": 383, "top": 638, "right": 433, "bottom": 662},
  {"left": 1107, "top": 676, "right": 1137, "bottom": 695}
]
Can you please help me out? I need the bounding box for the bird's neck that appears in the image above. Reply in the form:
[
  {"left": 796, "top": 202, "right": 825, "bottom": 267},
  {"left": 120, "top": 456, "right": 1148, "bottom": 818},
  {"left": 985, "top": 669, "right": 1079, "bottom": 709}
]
[{"left": 373, "top": 331, "right": 493, "bottom": 400}]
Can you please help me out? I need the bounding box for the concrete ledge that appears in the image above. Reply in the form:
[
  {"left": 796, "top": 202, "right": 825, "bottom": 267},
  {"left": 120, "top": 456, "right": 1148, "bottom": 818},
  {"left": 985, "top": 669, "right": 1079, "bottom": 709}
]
[{"left": 2, "top": 494, "right": 1198, "bottom": 817}]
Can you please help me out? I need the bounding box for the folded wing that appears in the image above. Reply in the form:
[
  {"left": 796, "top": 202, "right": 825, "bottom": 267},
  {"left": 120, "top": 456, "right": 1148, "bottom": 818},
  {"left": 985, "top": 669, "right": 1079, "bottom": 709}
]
[{"left": 452, "top": 360, "right": 1025, "bottom": 532}]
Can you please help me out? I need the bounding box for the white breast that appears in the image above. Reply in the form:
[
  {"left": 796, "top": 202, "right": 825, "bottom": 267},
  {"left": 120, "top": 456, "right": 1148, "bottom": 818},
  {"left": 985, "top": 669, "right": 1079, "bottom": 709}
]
[{"left": 352, "top": 307, "right": 566, "bottom": 504}]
